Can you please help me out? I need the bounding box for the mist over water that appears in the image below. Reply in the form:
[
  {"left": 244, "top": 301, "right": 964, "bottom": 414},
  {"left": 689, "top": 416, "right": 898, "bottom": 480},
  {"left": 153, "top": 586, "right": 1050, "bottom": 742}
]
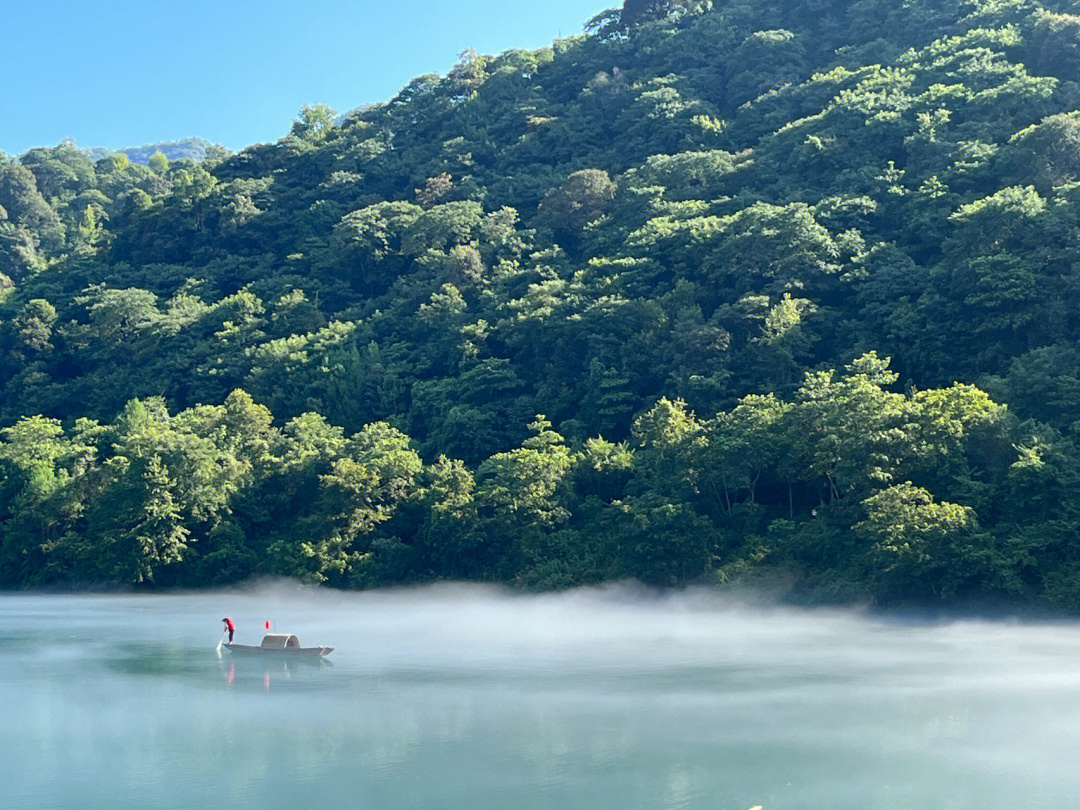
[{"left": 3, "top": 584, "right": 1079, "bottom": 810}]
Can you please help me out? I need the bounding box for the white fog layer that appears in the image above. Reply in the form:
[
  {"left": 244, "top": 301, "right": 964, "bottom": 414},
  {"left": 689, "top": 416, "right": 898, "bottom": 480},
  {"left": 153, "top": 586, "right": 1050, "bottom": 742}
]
[{"left": 3, "top": 584, "right": 1078, "bottom": 809}]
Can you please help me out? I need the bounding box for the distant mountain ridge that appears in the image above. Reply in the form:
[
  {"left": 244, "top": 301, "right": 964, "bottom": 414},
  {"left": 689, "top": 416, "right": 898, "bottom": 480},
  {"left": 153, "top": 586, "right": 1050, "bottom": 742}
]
[{"left": 83, "top": 137, "right": 222, "bottom": 165}]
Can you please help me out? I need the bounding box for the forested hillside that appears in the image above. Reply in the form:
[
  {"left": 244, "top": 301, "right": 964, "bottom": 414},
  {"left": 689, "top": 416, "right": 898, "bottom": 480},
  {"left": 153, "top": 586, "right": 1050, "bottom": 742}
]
[
  {"left": 3, "top": 0, "right": 1080, "bottom": 604},
  {"left": 83, "top": 138, "right": 223, "bottom": 166}
]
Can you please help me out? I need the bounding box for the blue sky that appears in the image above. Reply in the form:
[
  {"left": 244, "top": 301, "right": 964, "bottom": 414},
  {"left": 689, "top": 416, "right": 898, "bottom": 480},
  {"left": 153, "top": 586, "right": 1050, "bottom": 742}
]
[{"left": 0, "top": 0, "right": 613, "bottom": 157}]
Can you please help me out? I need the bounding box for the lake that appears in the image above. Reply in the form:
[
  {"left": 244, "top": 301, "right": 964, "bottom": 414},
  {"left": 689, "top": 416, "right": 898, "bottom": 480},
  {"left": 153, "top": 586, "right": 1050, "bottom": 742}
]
[{"left": 2, "top": 583, "right": 1079, "bottom": 809}]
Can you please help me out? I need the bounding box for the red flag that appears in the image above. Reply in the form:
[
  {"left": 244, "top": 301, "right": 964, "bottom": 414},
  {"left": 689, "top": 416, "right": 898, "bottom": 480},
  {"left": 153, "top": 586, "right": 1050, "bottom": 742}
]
[{"left": 265, "top": 619, "right": 271, "bottom": 629}]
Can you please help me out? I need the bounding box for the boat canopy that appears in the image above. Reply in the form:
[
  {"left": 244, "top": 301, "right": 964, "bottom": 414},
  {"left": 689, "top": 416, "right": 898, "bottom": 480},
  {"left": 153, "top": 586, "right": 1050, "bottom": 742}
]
[{"left": 260, "top": 633, "right": 301, "bottom": 649}]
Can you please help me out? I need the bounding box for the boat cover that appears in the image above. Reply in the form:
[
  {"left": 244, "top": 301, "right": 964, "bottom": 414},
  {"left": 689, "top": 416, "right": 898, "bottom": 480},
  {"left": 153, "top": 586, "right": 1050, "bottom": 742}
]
[{"left": 260, "top": 633, "right": 301, "bottom": 649}]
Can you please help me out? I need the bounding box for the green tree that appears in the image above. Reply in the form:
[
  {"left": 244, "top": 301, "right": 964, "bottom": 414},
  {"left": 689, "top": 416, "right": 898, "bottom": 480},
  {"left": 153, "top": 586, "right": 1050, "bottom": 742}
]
[
  {"left": 291, "top": 104, "right": 338, "bottom": 141},
  {"left": 855, "top": 482, "right": 978, "bottom": 601},
  {"left": 534, "top": 169, "right": 617, "bottom": 239}
]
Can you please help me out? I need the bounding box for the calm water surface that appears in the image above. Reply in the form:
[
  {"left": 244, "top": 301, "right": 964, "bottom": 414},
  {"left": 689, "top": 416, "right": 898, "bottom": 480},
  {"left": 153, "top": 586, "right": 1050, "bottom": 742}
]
[{"left": 3, "top": 584, "right": 1079, "bottom": 810}]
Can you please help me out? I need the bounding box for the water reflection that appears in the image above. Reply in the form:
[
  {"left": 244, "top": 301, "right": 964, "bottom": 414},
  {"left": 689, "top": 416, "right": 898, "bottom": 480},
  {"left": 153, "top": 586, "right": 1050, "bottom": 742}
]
[
  {"left": 218, "top": 653, "right": 332, "bottom": 691},
  {"left": 96, "top": 637, "right": 333, "bottom": 694}
]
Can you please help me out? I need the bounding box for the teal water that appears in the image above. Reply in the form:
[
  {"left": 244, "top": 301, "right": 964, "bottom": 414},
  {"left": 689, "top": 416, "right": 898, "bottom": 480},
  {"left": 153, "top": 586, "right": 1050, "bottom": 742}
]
[{"left": 3, "top": 585, "right": 1079, "bottom": 810}]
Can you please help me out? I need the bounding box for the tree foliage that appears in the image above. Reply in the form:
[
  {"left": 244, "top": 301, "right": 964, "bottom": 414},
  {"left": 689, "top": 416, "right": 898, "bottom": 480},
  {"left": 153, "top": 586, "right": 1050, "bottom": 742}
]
[{"left": 2, "top": 0, "right": 1080, "bottom": 605}]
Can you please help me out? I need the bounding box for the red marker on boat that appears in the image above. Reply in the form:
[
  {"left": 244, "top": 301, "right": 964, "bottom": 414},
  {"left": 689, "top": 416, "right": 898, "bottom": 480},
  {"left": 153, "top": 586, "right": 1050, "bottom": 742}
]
[{"left": 265, "top": 619, "right": 271, "bottom": 630}]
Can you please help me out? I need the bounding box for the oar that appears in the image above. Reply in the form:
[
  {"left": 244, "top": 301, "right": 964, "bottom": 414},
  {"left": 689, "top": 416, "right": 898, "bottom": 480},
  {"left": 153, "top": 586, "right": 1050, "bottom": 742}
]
[{"left": 216, "top": 629, "right": 225, "bottom": 653}]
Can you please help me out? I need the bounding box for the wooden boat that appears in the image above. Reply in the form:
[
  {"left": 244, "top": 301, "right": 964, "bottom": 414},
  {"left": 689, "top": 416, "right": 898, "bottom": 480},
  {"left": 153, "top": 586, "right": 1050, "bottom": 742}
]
[{"left": 223, "top": 633, "right": 333, "bottom": 657}]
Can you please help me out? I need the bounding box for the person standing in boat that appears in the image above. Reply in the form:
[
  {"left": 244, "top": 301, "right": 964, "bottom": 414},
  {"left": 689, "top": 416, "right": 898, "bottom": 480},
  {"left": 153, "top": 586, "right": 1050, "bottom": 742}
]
[{"left": 221, "top": 616, "right": 235, "bottom": 642}]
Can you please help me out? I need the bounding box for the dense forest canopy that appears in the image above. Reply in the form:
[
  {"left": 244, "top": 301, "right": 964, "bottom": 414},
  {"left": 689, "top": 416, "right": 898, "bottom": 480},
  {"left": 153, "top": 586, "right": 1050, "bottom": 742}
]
[{"left": 3, "top": 0, "right": 1080, "bottom": 605}]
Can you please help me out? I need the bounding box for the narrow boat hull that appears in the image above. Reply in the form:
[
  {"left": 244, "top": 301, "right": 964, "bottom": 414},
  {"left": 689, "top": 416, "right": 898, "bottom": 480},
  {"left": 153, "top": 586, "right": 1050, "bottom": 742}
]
[{"left": 223, "top": 643, "right": 333, "bottom": 656}]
